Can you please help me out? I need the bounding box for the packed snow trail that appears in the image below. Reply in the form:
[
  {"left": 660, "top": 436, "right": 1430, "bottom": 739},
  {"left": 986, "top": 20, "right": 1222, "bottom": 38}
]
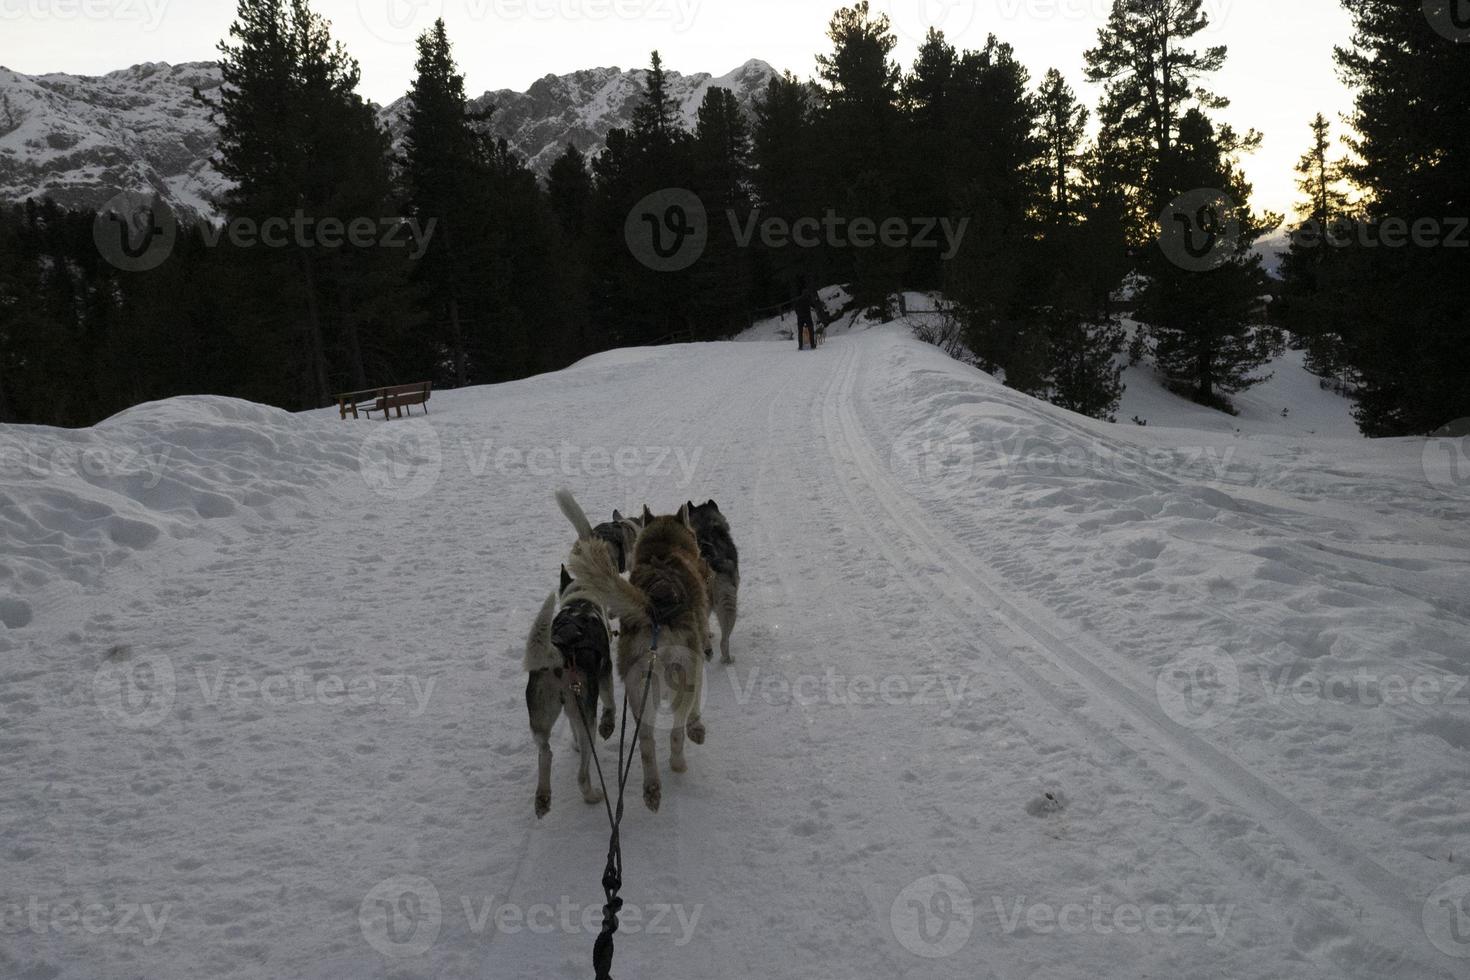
[{"left": 1, "top": 327, "right": 1467, "bottom": 979}]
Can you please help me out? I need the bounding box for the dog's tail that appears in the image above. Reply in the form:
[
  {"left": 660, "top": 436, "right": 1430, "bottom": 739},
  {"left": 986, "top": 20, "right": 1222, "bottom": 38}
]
[
  {"left": 555, "top": 489, "right": 595, "bottom": 541},
  {"left": 522, "top": 592, "right": 560, "bottom": 672},
  {"left": 567, "top": 539, "right": 650, "bottom": 628}
]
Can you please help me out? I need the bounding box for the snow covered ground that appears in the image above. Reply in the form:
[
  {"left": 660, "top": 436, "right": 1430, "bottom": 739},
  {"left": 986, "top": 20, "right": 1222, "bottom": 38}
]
[{"left": 2, "top": 320, "right": 1469, "bottom": 979}]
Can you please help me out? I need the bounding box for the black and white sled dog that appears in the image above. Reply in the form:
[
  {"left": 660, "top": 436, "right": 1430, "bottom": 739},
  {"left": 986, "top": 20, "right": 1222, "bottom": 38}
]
[
  {"left": 591, "top": 510, "right": 643, "bottom": 574},
  {"left": 686, "top": 500, "right": 740, "bottom": 664},
  {"left": 559, "top": 489, "right": 711, "bottom": 812},
  {"left": 523, "top": 567, "right": 617, "bottom": 818}
]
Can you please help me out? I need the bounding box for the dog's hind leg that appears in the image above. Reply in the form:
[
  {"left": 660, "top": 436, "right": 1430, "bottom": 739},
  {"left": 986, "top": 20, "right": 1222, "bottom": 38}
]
[
  {"left": 629, "top": 662, "right": 662, "bottom": 811},
  {"left": 569, "top": 702, "right": 605, "bottom": 807},
  {"left": 597, "top": 661, "right": 616, "bottom": 741},
  {"left": 533, "top": 729, "right": 553, "bottom": 818},
  {"left": 528, "top": 674, "right": 558, "bottom": 818},
  {"left": 674, "top": 654, "right": 707, "bottom": 748},
  {"left": 715, "top": 583, "right": 738, "bottom": 665}
]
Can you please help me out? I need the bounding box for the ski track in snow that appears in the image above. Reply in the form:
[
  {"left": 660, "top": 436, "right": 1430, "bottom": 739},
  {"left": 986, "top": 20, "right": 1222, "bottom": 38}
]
[{"left": 1, "top": 327, "right": 1467, "bottom": 979}]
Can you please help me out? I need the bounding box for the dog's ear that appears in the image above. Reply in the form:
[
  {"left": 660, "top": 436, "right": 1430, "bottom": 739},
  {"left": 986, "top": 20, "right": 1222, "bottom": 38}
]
[
  {"left": 642, "top": 505, "right": 655, "bottom": 525},
  {"left": 560, "top": 565, "right": 572, "bottom": 594},
  {"left": 612, "top": 509, "right": 623, "bottom": 523},
  {"left": 706, "top": 500, "right": 720, "bottom": 513},
  {"left": 677, "top": 502, "right": 693, "bottom": 529},
  {"left": 686, "top": 501, "right": 696, "bottom": 515}
]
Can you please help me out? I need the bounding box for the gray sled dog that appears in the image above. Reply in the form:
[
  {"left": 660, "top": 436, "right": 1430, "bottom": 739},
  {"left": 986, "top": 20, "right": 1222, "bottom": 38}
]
[
  {"left": 686, "top": 500, "right": 739, "bottom": 664},
  {"left": 522, "top": 567, "right": 617, "bottom": 818},
  {"left": 558, "top": 490, "right": 710, "bottom": 812}
]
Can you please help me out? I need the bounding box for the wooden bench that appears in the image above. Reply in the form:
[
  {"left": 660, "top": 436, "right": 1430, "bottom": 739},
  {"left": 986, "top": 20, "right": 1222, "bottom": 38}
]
[{"left": 337, "top": 382, "right": 432, "bottom": 420}]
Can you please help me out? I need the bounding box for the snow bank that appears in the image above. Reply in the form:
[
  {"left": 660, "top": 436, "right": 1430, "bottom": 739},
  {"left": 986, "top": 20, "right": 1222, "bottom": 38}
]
[{"left": 0, "top": 396, "right": 361, "bottom": 634}]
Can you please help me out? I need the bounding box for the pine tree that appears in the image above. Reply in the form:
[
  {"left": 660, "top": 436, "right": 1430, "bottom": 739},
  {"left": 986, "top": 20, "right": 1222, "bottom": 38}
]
[
  {"left": 1277, "top": 112, "right": 1356, "bottom": 387},
  {"left": 631, "top": 51, "right": 683, "bottom": 155},
  {"left": 203, "top": 0, "right": 405, "bottom": 408},
  {"left": 816, "top": 2, "right": 903, "bottom": 312},
  {"left": 692, "top": 87, "right": 754, "bottom": 338},
  {"left": 547, "top": 144, "right": 593, "bottom": 238},
  {"left": 1037, "top": 69, "right": 1089, "bottom": 222},
  {"left": 751, "top": 72, "right": 820, "bottom": 292},
  {"left": 1328, "top": 0, "right": 1470, "bottom": 434},
  {"left": 402, "top": 18, "right": 492, "bottom": 388},
  {"left": 1084, "top": 0, "right": 1229, "bottom": 231},
  {"left": 1136, "top": 111, "right": 1273, "bottom": 409}
]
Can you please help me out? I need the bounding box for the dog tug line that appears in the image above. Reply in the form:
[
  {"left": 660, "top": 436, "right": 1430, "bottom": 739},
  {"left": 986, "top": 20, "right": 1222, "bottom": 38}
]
[{"left": 532, "top": 489, "right": 734, "bottom": 978}]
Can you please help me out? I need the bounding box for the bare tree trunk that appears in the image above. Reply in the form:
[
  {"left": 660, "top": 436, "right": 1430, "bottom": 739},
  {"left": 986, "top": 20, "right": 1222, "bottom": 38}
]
[
  {"left": 448, "top": 294, "right": 468, "bottom": 387},
  {"left": 296, "top": 250, "right": 331, "bottom": 408}
]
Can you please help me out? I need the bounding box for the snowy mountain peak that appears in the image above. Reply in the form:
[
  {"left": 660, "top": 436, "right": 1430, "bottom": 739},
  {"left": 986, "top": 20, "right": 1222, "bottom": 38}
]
[{"left": 0, "top": 59, "right": 777, "bottom": 222}]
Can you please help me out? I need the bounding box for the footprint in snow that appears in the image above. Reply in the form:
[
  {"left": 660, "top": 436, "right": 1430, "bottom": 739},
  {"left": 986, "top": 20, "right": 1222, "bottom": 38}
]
[{"left": 1026, "top": 791, "right": 1066, "bottom": 817}]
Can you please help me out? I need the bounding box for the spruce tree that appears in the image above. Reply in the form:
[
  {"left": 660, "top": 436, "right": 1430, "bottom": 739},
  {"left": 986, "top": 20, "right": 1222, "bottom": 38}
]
[
  {"left": 1277, "top": 113, "right": 1356, "bottom": 388},
  {"left": 1135, "top": 111, "right": 1273, "bottom": 409},
  {"left": 1084, "top": 0, "right": 1229, "bottom": 232},
  {"left": 403, "top": 18, "right": 492, "bottom": 388},
  {"left": 1329, "top": 0, "right": 1470, "bottom": 434},
  {"left": 1037, "top": 69, "right": 1089, "bottom": 223}
]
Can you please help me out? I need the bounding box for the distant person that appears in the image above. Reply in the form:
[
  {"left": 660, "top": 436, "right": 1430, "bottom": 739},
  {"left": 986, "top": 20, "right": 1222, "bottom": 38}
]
[{"left": 795, "top": 282, "right": 816, "bottom": 351}]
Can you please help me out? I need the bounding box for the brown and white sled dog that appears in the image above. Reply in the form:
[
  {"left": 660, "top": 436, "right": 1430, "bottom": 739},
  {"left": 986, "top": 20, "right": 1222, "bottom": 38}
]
[
  {"left": 558, "top": 490, "right": 710, "bottom": 812},
  {"left": 523, "top": 567, "right": 617, "bottom": 818}
]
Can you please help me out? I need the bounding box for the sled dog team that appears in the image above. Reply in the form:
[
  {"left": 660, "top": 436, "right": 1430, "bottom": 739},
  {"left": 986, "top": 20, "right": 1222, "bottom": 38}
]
[{"left": 523, "top": 491, "right": 740, "bottom": 817}]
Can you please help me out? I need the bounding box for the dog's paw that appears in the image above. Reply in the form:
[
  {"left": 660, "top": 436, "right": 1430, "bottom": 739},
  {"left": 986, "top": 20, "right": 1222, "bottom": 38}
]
[
  {"left": 598, "top": 709, "right": 616, "bottom": 741},
  {"left": 686, "top": 720, "right": 706, "bottom": 745},
  {"left": 643, "top": 783, "right": 662, "bottom": 812},
  {"left": 582, "top": 786, "right": 605, "bottom": 806},
  {"left": 535, "top": 794, "right": 551, "bottom": 819},
  {"left": 669, "top": 754, "right": 687, "bottom": 774},
  {"left": 720, "top": 652, "right": 734, "bottom": 665}
]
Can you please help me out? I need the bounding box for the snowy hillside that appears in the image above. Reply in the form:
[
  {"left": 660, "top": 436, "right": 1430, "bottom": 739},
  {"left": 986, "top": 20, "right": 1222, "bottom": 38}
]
[
  {"left": 2, "top": 326, "right": 1468, "bottom": 979},
  {"left": 0, "top": 62, "right": 228, "bottom": 220},
  {"left": 0, "top": 59, "right": 775, "bottom": 221}
]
